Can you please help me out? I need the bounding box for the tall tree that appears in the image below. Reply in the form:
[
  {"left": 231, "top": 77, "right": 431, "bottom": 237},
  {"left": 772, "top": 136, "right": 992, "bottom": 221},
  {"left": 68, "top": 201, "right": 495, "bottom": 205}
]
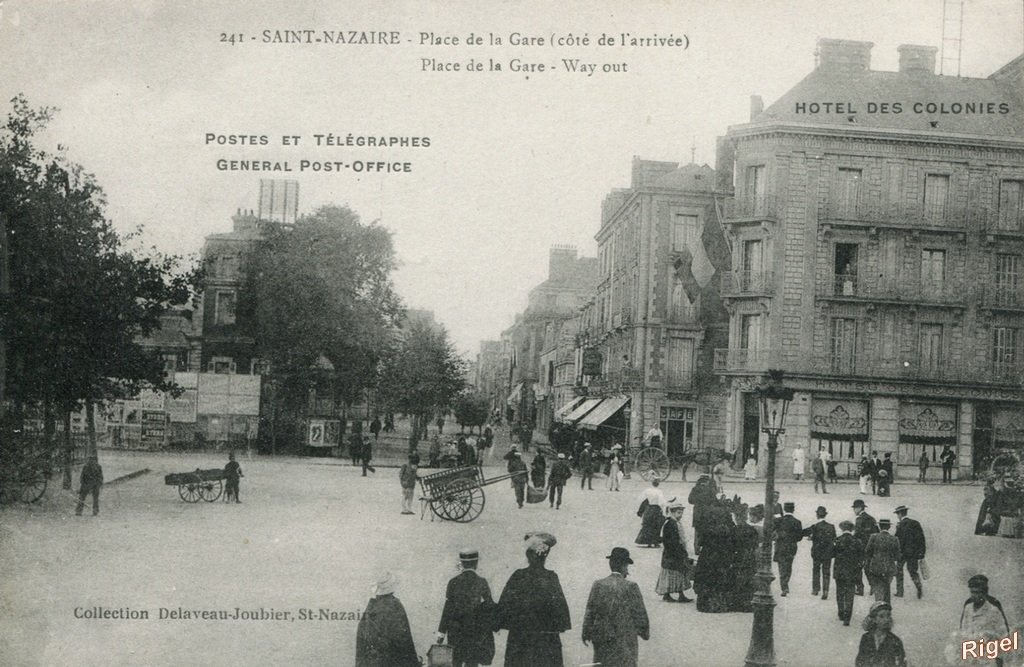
[
  {"left": 237, "top": 204, "right": 402, "bottom": 452},
  {"left": 0, "top": 95, "right": 197, "bottom": 463},
  {"left": 376, "top": 319, "right": 467, "bottom": 449},
  {"left": 453, "top": 391, "right": 489, "bottom": 433}
]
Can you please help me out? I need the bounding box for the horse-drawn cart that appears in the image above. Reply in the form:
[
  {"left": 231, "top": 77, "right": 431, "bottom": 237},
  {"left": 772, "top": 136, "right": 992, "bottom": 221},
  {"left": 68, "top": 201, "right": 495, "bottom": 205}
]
[
  {"left": 418, "top": 465, "right": 526, "bottom": 522},
  {"left": 630, "top": 444, "right": 734, "bottom": 482},
  {"left": 164, "top": 469, "right": 226, "bottom": 503}
]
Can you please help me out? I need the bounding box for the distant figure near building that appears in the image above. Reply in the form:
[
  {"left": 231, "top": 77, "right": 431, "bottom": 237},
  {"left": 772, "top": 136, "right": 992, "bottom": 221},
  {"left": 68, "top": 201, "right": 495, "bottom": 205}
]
[
  {"left": 582, "top": 547, "right": 650, "bottom": 667},
  {"left": 940, "top": 445, "right": 956, "bottom": 483},
  {"left": 399, "top": 454, "right": 419, "bottom": 515},
  {"left": 75, "top": 456, "right": 104, "bottom": 516},
  {"left": 224, "top": 451, "right": 243, "bottom": 503},
  {"left": 370, "top": 417, "right": 382, "bottom": 441},
  {"left": 792, "top": 444, "right": 806, "bottom": 481},
  {"left": 917, "top": 452, "right": 929, "bottom": 483},
  {"left": 361, "top": 436, "right": 376, "bottom": 476}
]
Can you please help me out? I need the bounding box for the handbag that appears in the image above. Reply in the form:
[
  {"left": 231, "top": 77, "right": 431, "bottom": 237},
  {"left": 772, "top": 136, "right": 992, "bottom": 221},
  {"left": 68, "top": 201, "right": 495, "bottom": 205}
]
[
  {"left": 919, "top": 558, "right": 930, "bottom": 581},
  {"left": 427, "top": 643, "right": 453, "bottom": 667}
]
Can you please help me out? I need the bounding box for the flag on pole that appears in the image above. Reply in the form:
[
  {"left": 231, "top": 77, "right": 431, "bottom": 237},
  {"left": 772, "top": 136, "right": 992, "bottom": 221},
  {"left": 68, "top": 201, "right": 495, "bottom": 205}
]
[{"left": 673, "top": 216, "right": 717, "bottom": 302}]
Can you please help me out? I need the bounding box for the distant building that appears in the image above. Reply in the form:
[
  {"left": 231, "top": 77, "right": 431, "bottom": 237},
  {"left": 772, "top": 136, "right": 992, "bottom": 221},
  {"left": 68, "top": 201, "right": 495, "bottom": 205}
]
[
  {"left": 563, "top": 158, "right": 731, "bottom": 455},
  {"left": 715, "top": 39, "right": 1024, "bottom": 479}
]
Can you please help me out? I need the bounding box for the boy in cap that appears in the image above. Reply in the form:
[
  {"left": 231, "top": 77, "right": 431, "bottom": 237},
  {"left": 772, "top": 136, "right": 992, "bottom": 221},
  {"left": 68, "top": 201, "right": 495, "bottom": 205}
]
[
  {"left": 893, "top": 505, "right": 925, "bottom": 599},
  {"left": 864, "top": 518, "right": 900, "bottom": 603},
  {"left": 802, "top": 505, "right": 836, "bottom": 598},
  {"left": 773, "top": 502, "right": 803, "bottom": 596},
  {"left": 582, "top": 547, "right": 650, "bottom": 667},
  {"left": 437, "top": 549, "right": 496, "bottom": 667}
]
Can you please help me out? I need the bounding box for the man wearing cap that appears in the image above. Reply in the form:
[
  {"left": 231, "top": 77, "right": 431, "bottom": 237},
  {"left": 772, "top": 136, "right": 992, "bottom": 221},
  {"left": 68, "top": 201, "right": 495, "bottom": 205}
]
[
  {"left": 833, "top": 520, "right": 864, "bottom": 626},
  {"left": 547, "top": 453, "right": 572, "bottom": 509},
  {"left": 579, "top": 443, "right": 594, "bottom": 490},
  {"left": 773, "top": 502, "right": 803, "bottom": 596},
  {"left": 864, "top": 518, "right": 901, "bottom": 603},
  {"left": 582, "top": 547, "right": 650, "bottom": 667},
  {"left": 959, "top": 574, "right": 1011, "bottom": 667},
  {"left": 437, "top": 550, "right": 496, "bottom": 667},
  {"left": 802, "top": 505, "right": 836, "bottom": 599},
  {"left": 495, "top": 533, "right": 571, "bottom": 667},
  {"left": 893, "top": 506, "right": 926, "bottom": 599},
  {"left": 852, "top": 499, "right": 878, "bottom": 596},
  {"left": 507, "top": 451, "right": 528, "bottom": 509}
]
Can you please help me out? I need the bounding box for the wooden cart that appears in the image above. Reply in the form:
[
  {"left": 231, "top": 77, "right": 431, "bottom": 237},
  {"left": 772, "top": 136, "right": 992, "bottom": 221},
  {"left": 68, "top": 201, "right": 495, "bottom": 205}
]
[
  {"left": 164, "top": 468, "right": 226, "bottom": 503},
  {"left": 418, "top": 465, "right": 526, "bottom": 522},
  {"left": 630, "top": 445, "right": 733, "bottom": 482}
]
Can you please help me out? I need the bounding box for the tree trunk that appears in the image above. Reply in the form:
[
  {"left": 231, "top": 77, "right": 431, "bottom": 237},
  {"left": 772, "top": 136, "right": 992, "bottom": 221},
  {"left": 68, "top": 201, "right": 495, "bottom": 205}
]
[
  {"left": 85, "top": 397, "right": 97, "bottom": 459},
  {"left": 62, "top": 411, "right": 72, "bottom": 490}
]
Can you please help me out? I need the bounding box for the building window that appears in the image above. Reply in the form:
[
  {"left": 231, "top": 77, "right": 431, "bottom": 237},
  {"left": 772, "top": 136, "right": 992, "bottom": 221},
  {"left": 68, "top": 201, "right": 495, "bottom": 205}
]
[
  {"left": 214, "top": 290, "right": 236, "bottom": 325},
  {"left": 923, "top": 174, "right": 950, "bottom": 222},
  {"left": 993, "top": 327, "right": 1019, "bottom": 380},
  {"left": 669, "top": 279, "right": 695, "bottom": 323},
  {"left": 741, "top": 239, "right": 763, "bottom": 291},
  {"left": 999, "top": 180, "right": 1024, "bottom": 231},
  {"left": 995, "top": 254, "right": 1021, "bottom": 306},
  {"left": 830, "top": 318, "right": 857, "bottom": 374},
  {"left": 162, "top": 353, "right": 186, "bottom": 373},
  {"left": 921, "top": 249, "right": 946, "bottom": 297},
  {"left": 745, "top": 165, "right": 766, "bottom": 212},
  {"left": 919, "top": 323, "right": 943, "bottom": 372},
  {"left": 836, "top": 168, "right": 862, "bottom": 216},
  {"left": 834, "top": 243, "right": 859, "bottom": 295},
  {"left": 210, "top": 356, "right": 235, "bottom": 374},
  {"left": 740, "top": 314, "right": 761, "bottom": 351},
  {"left": 672, "top": 214, "right": 699, "bottom": 253},
  {"left": 666, "top": 337, "right": 694, "bottom": 387}
]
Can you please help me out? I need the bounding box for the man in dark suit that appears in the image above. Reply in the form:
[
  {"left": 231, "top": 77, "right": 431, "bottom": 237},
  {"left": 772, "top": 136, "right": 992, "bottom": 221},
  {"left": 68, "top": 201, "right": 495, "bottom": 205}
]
[
  {"left": 852, "top": 499, "right": 879, "bottom": 596},
  {"left": 437, "top": 549, "right": 496, "bottom": 667},
  {"left": 893, "top": 505, "right": 926, "bottom": 599},
  {"left": 940, "top": 445, "right": 956, "bottom": 483},
  {"left": 870, "top": 451, "right": 882, "bottom": 495},
  {"left": 802, "top": 505, "right": 836, "bottom": 599},
  {"left": 582, "top": 547, "right": 650, "bottom": 667},
  {"left": 864, "top": 518, "right": 901, "bottom": 603},
  {"left": 833, "top": 520, "right": 864, "bottom": 626},
  {"left": 579, "top": 443, "right": 594, "bottom": 490},
  {"left": 773, "top": 502, "right": 803, "bottom": 596}
]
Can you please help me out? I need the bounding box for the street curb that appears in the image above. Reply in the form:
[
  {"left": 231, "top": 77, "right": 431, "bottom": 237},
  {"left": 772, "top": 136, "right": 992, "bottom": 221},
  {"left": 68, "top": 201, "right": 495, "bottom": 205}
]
[{"left": 107, "top": 469, "right": 151, "bottom": 485}]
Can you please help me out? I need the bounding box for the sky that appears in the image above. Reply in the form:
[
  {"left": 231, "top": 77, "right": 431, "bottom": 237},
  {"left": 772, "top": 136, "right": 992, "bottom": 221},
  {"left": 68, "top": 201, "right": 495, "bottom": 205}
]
[{"left": 1, "top": 0, "right": 1022, "bottom": 356}]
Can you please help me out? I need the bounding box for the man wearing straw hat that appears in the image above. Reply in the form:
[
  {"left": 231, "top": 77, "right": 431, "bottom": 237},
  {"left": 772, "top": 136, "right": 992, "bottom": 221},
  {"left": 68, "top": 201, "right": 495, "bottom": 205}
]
[
  {"left": 582, "top": 547, "right": 650, "bottom": 667},
  {"left": 437, "top": 549, "right": 496, "bottom": 667}
]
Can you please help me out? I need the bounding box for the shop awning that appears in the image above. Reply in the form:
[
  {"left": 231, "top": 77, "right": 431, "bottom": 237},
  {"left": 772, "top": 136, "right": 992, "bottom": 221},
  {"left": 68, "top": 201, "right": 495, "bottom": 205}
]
[
  {"left": 578, "top": 395, "right": 630, "bottom": 430},
  {"left": 553, "top": 396, "right": 585, "bottom": 422},
  {"left": 562, "top": 398, "right": 603, "bottom": 424},
  {"left": 506, "top": 383, "right": 524, "bottom": 407}
]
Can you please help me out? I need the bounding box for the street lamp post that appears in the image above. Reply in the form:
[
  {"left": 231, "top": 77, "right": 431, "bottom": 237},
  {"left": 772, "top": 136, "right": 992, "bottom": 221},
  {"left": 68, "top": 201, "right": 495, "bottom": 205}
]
[{"left": 744, "top": 369, "right": 794, "bottom": 667}]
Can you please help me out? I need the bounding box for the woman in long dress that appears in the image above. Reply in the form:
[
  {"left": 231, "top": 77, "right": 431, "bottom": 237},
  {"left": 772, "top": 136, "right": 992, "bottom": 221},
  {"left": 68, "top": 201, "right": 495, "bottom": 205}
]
[
  {"left": 606, "top": 445, "right": 622, "bottom": 491},
  {"left": 355, "top": 572, "right": 420, "bottom": 667},
  {"left": 635, "top": 478, "right": 668, "bottom": 547},
  {"left": 693, "top": 498, "right": 736, "bottom": 613},
  {"left": 495, "top": 532, "right": 572, "bottom": 667},
  {"left": 728, "top": 503, "right": 759, "bottom": 612},
  {"left": 655, "top": 501, "right": 693, "bottom": 602}
]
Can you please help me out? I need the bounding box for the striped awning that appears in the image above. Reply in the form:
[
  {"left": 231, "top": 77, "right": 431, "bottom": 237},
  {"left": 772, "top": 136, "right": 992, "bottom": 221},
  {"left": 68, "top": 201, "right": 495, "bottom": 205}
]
[
  {"left": 553, "top": 396, "right": 585, "bottom": 422},
  {"left": 562, "top": 398, "right": 603, "bottom": 424},
  {"left": 578, "top": 395, "right": 630, "bottom": 430}
]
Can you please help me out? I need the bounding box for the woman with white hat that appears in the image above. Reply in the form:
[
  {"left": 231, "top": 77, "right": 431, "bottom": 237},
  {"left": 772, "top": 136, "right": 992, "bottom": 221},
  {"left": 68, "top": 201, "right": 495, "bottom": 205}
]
[
  {"left": 655, "top": 501, "right": 693, "bottom": 602},
  {"left": 355, "top": 572, "right": 419, "bottom": 667},
  {"left": 607, "top": 444, "right": 623, "bottom": 492}
]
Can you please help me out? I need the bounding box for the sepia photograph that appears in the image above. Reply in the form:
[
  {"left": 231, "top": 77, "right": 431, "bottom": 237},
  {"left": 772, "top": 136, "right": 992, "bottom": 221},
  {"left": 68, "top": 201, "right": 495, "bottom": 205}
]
[{"left": 2, "top": 1, "right": 1024, "bottom": 665}]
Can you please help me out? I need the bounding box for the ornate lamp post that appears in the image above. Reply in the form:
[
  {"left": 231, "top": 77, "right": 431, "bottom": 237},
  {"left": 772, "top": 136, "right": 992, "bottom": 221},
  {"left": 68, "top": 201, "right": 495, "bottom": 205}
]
[{"left": 744, "top": 369, "right": 794, "bottom": 667}]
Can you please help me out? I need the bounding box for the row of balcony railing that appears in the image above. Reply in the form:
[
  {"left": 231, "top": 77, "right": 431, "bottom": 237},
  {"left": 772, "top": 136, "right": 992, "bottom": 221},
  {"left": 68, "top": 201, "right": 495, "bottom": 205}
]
[
  {"left": 712, "top": 347, "right": 1024, "bottom": 385},
  {"left": 722, "top": 196, "right": 1024, "bottom": 235},
  {"left": 587, "top": 368, "right": 696, "bottom": 392}
]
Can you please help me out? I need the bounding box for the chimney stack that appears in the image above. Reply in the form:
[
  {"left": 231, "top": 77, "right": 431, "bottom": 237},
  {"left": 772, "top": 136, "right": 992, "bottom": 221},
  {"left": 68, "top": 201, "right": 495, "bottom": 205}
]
[
  {"left": 815, "top": 38, "right": 873, "bottom": 72},
  {"left": 750, "top": 95, "right": 764, "bottom": 121},
  {"left": 897, "top": 44, "right": 937, "bottom": 75}
]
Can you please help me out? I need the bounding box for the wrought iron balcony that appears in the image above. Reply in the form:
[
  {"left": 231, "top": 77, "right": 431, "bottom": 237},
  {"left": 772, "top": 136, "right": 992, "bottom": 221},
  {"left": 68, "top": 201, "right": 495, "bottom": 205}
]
[
  {"left": 722, "top": 194, "right": 781, "bottom": 222},
  {"left": 978, "top": 284, "right": 1024, "bottom": 310},
  {"left": 816, "top": 274, "right": 964, "bottom": 305},
  {"left": 720, "top": 270, "right": 776, "bottom": 297},
  {"left": 821, "top": 201, "right": 971, "bottom": 229},
  {"left": 713, "top": 348, "right": 781, "bottom": 373}
]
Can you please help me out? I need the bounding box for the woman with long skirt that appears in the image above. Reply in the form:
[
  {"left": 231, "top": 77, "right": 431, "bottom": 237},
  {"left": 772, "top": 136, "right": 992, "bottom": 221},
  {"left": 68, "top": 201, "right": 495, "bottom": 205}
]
[
  {"left": 655, "top": 501, "right": 693, "bottom": 602},
  {"left": 635, "top": 478, "right": 668, "bottom": 547}
]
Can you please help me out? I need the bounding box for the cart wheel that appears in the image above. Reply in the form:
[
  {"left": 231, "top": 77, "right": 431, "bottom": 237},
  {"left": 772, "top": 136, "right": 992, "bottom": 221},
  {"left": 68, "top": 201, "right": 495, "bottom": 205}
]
[
  {"left": 450, "top": 481, "right": 485, "bottom": 523},
  {"left": 178, "top": 483, "right": 202, "bottom": 503},
  {"left": 635, "top": 447, "right": 671, "bottom": 482},
  {"left": 436, "top": 484, "right": 468, "bottom": 521},
  {"left": 430, "top": 497, "right": 451, "bottom": 520},
  {"left": 17, "top": 471, "right": 47, "bottom": 503},
  {"left": 199, "top": 479, "right": 223, "bottom": 502}
]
